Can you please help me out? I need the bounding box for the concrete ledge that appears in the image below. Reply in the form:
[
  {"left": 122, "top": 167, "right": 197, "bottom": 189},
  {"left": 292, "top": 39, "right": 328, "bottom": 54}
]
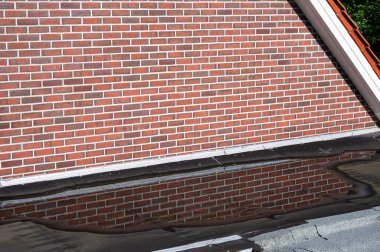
[{"left": 0, "top": 128, "right": 379, "bottom": 199}]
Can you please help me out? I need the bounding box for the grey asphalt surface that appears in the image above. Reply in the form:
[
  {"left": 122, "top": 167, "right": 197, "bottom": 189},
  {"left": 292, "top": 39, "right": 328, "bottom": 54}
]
[{"left": 251, "top": 207, "right": 380, "bottom": 252}]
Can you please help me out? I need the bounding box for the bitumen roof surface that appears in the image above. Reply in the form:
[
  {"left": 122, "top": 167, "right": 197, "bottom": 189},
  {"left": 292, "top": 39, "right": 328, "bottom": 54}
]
[
  {"left": 1, "top": 132, "right": 380, "bottom": 251},
  {"left": 2, "top": 131, "right": 380, "bottom": 199}
]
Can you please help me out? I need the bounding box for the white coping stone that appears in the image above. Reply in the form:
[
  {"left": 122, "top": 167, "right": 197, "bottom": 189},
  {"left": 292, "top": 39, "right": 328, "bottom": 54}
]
[
  {"left": 152, "top": 235, "right": 242, "bottom": 252},
  {"left": 1, "top": 128, "right": 379, "bottom": 188}
]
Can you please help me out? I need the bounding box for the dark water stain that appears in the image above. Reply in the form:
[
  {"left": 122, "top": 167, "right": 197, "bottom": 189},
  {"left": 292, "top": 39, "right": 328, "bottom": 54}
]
[{"left": 0, "top": 151, "right": 377, "bottom": 235}]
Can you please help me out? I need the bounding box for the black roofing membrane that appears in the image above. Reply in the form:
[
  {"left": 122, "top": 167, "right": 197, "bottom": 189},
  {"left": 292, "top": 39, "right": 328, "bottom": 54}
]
[{"left": 0, "top": 132, "right": 380, "bottom": 252}]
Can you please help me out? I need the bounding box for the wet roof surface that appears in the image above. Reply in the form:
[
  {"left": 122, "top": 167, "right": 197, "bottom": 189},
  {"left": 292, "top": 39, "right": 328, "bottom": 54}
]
[
  {"left": 0, "top": 133, "right": 380, "bottom": 251},
  {"left": 0, "top": 151, "right": 371, "bottom": 233}
]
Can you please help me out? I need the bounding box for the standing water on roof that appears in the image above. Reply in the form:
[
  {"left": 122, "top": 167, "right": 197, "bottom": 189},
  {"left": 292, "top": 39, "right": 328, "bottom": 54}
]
[{"left": 0, "top": 151, "right": 379, "bottom": 238}]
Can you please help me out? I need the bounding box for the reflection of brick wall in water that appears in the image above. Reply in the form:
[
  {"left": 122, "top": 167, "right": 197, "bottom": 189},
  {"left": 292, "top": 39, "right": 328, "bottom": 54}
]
[{"left": 0, "top": 152, "right": 371, "bottom": 229}]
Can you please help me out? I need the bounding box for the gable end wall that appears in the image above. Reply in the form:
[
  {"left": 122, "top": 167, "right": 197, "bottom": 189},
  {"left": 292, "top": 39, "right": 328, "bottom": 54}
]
[{"left": 0, "top": 0, "right": 377, "bottom": 180}]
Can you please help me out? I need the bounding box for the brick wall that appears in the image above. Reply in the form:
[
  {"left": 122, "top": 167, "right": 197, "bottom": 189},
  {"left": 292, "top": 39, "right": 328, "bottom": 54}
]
[
  {"left": 0, "top": 0, "right": 377, "bottom": 179},
  {"left": 0, "top": 152, "right": 369, "bottom": 231}
]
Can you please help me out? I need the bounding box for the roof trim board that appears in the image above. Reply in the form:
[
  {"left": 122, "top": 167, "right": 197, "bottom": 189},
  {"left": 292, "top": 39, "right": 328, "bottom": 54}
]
[
  {"left": 294, "top": 0, "right": 380, "bottom": 120},
  {"left": 327, "top": 0, "right": 380, "bottom": 77}
]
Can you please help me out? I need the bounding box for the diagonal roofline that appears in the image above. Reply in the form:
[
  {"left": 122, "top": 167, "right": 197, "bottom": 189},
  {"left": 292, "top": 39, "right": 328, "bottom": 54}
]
[
  {"left": 327, "top": 0, "right": 380, "bottom": 78},
  {"left": 294, "top": 0, "right": 380, "bottom": 120}
]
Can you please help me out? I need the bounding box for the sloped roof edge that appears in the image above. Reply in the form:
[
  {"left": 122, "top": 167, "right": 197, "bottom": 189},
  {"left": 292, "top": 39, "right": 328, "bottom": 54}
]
[
  {"left": 327, "top": 0, "right": 380, "bottom": 78},
  {"left": 294, "top": 0, "right": 380, "bottom": 120}
]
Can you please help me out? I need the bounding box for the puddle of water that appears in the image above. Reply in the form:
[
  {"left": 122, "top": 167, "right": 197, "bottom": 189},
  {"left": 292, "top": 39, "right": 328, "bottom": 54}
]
[
  {"left": 338, "top": 161, "right": 380, "bottom": 193},
  {"left": 0, "top": 151, "right": 376, "bottom": 234}
]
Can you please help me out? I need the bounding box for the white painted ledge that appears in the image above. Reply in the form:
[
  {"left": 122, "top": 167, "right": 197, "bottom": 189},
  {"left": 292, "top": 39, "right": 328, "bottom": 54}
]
[
  {"left": 294, "top": 0, "right": 380, "bottom": 119},
  {"left": 153, "top": 235, "right": 242, "bottom": 252},
  {"left": 0, "top": 127, "right": 379, "bottom": 188}
]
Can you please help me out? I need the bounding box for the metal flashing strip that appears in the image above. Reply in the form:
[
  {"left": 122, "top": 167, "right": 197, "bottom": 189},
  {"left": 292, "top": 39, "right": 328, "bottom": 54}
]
[
  {"left": 293, "top": 0, "right": 380, "bottom": 119},
  {"left": 0, "top": 128, "right": 378, "bottom": 189}
]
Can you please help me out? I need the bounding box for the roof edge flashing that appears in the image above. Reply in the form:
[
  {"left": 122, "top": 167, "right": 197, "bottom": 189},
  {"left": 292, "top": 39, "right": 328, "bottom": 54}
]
[{"left": 294, "top": 0, "right": 380, "bottom": 120}]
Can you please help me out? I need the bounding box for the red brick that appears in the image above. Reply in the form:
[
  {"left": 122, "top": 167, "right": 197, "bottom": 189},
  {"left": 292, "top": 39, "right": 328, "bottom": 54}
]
[{"left": 0, "top": 0, "right": 376, "bottom": 179}]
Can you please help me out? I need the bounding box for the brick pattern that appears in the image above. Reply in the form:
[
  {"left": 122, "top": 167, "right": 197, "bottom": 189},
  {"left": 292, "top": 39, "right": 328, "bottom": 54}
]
[
  {"left": 0, "top": 152, "right": 370, "bottom": 231},
  {"left": 0, "top": 0, "right": 376, "bottom": 179}
]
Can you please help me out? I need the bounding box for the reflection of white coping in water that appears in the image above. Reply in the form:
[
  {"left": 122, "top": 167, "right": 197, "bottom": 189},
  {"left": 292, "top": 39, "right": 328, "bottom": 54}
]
[
  {"left": 250, "top": 206, "right": 380, "bottom": 251},
  {"left": 153, "top": 235, "right": 242, "bottom": 252},
  {"left": 0, "top": 159, "right": 289, "bottom": 207},
  {"left": 1, "top": 128, "right": 379, "bottom": 189}
]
